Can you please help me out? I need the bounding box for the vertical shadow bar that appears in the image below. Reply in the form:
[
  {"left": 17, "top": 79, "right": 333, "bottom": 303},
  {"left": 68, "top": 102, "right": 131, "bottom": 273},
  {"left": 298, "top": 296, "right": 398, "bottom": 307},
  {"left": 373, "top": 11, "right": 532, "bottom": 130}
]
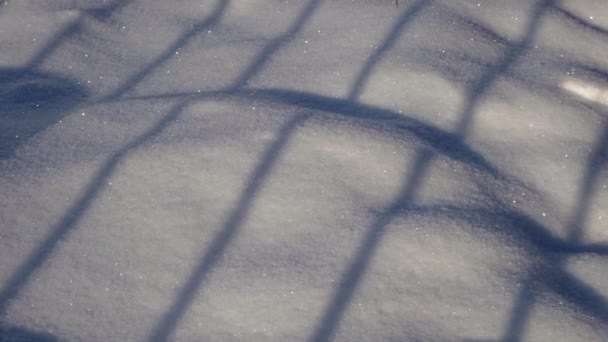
[{"left": 503, "top": 280, "right": 536, "bottom": 342}]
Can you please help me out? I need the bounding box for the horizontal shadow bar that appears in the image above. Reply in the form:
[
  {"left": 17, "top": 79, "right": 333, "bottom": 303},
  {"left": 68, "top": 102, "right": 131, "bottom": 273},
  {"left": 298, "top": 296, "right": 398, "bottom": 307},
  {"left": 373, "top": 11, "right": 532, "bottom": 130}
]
[{"left": 120, "top": 87, "right": 512, "bottom": 181}]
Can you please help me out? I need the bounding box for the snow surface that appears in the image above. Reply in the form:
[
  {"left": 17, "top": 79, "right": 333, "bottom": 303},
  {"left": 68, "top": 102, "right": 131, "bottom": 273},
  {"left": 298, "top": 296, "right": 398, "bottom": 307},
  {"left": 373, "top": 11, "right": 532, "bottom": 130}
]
[{"left": 1, "top": 0, "right": 608, "bottom": 341}]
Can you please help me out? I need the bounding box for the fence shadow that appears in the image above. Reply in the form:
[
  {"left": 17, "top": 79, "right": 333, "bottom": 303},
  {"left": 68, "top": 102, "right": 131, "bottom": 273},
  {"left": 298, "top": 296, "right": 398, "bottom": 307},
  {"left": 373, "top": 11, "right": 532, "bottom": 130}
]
[{"left": 2, "top": 0, "right": 608, "bottom": 340}]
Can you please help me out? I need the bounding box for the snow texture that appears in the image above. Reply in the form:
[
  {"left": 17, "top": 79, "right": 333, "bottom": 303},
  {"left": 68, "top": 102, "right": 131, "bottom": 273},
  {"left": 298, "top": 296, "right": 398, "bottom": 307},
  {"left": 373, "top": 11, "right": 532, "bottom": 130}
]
[{"left": 1, "top": 0, "right": 608, "bottom": 341}]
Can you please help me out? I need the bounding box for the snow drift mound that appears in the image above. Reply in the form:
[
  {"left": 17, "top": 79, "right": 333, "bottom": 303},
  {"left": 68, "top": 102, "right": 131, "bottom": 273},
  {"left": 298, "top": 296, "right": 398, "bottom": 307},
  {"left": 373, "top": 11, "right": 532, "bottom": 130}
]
[{"left": 1, "top": 0, "right": 608, "bottom": 341}]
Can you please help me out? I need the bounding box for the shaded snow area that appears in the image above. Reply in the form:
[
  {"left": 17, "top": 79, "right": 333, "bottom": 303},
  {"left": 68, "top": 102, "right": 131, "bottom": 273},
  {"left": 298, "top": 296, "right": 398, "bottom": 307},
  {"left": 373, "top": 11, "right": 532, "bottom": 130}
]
[{"left": 1, "top": 0, "right": 608, "bottom": 341}]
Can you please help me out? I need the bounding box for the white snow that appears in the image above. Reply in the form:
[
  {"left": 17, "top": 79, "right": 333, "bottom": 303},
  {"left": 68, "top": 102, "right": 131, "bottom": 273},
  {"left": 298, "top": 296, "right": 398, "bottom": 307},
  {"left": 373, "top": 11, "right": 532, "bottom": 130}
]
[{"left": 1, "top": 0, "right": 608, "bottom": 341}]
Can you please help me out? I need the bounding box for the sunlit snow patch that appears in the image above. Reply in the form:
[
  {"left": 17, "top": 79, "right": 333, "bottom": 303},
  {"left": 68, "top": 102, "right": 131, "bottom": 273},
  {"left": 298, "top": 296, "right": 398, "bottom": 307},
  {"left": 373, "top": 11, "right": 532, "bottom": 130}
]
[{"left": 561, "top": 79, "right": 608, "bottom": 107}]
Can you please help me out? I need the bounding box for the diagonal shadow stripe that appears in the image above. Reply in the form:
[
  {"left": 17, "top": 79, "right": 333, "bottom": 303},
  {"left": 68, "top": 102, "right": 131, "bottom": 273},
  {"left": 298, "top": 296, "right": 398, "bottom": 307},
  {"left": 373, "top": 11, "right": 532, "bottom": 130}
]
[
  {"left": 101, "top": 0, "right": 231, "bottom": 101},
  {"left": 148, "top": 112, "right": 311, "bottom": 342},
  {"left": 552, "top": 5, "right": 608, "bottom": 37},
  {"left": 228, "top": 0, "right": 325, "bottom": 90},
  {"left": 348, "top": 0, "right": 431, "bottom": 100},
  {"left": 0, "top": 101, "right": 185, "bottom": 315},
  {"left": 25, "top": 20, "right": 82, "bottom": 72},
  {"left": 24, "top": 0, "right": 131, "bottom": 71}
]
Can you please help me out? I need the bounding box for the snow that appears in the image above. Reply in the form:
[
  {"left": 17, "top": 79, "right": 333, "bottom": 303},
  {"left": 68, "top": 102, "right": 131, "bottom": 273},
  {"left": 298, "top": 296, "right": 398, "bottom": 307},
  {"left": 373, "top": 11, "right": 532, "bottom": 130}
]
[{"left": 1, "top": 0, "right": 608, "bottom": 341}]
